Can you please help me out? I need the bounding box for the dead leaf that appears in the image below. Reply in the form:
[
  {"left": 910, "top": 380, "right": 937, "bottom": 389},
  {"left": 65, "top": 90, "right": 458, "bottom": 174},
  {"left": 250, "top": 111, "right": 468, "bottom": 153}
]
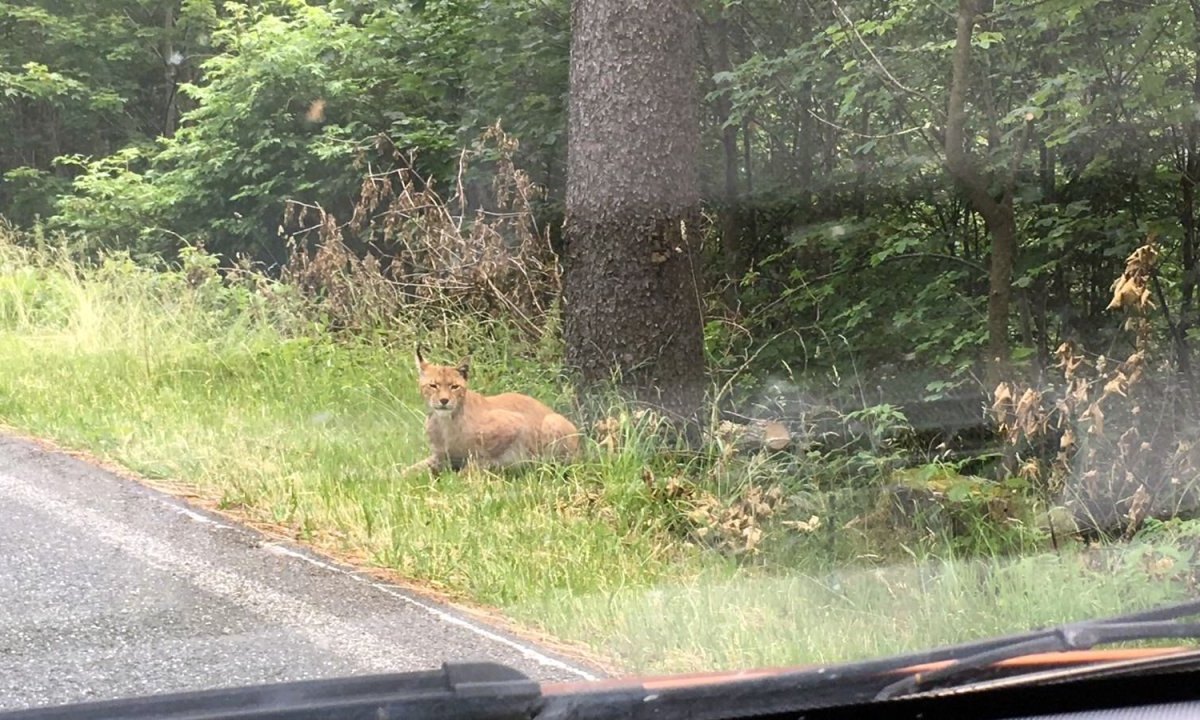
[
  {"left": 742, "top": 526, "right": 763, "bottom": 551},
  {"left": 1085, "top": 402, "right": 1105, "bottom": 436},
  {"left": 782, "top": 515, "right": 823, "bottom": 533},
  {"left": 763, "top": 421, "right": 791, "bottom": 451},
  {"left": 1015, "top": 387, "right": 1044, "bottom": 437},
  {"left": 1102, "top": 372, "right": 1128, "bottom": 400}
]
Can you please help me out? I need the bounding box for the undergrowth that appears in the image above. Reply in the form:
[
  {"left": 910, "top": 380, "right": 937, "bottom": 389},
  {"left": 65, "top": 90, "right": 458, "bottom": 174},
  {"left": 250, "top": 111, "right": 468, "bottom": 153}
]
[
  {"left": 3, "top": 225, "right": 1198, "bottom": 673},
  {"left": 2, "top": 143, "right": 1198, "bottom": 673}
]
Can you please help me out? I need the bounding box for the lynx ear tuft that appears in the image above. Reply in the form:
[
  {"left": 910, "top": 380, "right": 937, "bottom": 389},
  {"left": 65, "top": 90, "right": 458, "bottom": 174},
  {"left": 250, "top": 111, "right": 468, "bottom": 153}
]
[{"left": 456, "top": 355, "right": 471, "bottom": 380}]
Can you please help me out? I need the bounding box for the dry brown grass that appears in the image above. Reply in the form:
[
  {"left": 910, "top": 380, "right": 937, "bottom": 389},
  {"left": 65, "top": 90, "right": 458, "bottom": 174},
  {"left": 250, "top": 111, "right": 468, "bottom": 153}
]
[
  {"left": 282, "top": 123, "right": 561, "bottom": 341},
  {"left": 993, "top": 239, "right": 1200, "bottom": 536}
]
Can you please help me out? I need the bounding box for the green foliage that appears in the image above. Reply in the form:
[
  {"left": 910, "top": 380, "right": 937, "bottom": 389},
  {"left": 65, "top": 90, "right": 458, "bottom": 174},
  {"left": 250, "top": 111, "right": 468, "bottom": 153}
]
[
  {"left": 148, "top": 3, "right": 392, "bottom": 258},
  {"left": 17, "top": 0, "right": 570, "bottom": 260},
  {"left": 51, "top": 146, "right": 168, "bottom": 256},
  {"left": 1, "top": 166, "right": 68, "bottom": 225},
  {"left": 2, "top": 0, "right": 1199, "bottom": 394},
  {"left": 689, "top": 0, "right": 1200, "bottom": 401},
  {"left": 0, "top": 0, "right": 218, "bottom": 224},
  {"left": 6, "top": 0, "right": 1200, "bottom": 679},
  {"left": 3, "top": 232, "right": 1196, "bottom": 675},
  {"left": 722, "top": 211, "right": 989, "bottom": 396}
]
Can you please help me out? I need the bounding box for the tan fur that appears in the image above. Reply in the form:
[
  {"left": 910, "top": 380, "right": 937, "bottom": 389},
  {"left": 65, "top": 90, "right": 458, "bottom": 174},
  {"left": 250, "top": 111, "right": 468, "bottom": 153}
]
[{"left": 403, "top": 347, "right": 581, "bottom": 475}]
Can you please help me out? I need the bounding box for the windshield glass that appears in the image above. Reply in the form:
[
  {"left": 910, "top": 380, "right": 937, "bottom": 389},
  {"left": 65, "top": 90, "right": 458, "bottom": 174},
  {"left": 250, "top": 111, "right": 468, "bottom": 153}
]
[{"left": 2, "top": 0, "right": 1198, "bottom": 708}]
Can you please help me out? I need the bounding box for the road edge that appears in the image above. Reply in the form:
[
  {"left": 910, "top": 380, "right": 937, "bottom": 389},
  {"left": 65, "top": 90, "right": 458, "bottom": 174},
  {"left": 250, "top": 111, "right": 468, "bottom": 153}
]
[{"left": 0, "top": 426, "right": 619, "bottom": 680}]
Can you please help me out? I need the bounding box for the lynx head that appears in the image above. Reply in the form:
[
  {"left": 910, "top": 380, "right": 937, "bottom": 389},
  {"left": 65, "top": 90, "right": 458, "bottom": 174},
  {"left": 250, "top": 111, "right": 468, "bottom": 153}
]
[{"left": 415, "top": 345, "right": 471, "bottom": 413}]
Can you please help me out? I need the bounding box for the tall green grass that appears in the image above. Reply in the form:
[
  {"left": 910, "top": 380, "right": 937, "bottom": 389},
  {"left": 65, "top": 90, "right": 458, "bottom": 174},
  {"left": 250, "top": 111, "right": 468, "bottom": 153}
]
[{"left": 0, "top": 233, "right": 1196, "bottom": 674}]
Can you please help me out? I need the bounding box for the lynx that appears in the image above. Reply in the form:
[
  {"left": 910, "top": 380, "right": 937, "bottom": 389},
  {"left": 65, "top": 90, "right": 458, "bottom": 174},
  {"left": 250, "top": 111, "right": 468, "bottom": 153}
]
[{"left": 403, "top": 347, "right": 581, "bottom": 474}]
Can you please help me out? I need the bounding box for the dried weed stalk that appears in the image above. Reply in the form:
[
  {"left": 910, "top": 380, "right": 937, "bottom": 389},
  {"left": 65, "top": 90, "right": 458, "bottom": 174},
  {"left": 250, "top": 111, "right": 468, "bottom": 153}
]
[
  {"left": 991, "top": 239, "right": 1200, "bottom": 535},
  {"left": 282, "top": 123, "right": 561, "bottom": 339}
]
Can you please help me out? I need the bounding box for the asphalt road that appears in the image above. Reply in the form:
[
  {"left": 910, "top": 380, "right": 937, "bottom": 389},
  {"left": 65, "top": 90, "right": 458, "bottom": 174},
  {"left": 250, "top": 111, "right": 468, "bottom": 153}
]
[{"left": 0, "top": 434, "right": 600, "bottom": 712}]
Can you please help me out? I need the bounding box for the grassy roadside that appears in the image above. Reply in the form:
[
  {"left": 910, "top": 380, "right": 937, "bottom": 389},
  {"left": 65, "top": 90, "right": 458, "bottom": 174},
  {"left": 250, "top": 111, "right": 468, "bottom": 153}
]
[{"left": 2, "top": 235, "right": 1197, "bottom": 674}]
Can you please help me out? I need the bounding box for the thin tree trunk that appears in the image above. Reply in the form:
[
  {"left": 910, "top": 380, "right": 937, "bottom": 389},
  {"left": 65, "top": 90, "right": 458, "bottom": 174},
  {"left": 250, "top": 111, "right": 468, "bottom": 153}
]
[
  {"left": 1181, "top": 136, "right": 1197, "bottom": 329},
  {"left": 713, "top": 14, "right": 743, "bottom": 288},
  {"left": 1040, "top": 141, "right": 1056, "bottom": 204},
  {"left": 796, "top": 0, "right": 814, "bottom": 211},
  {"left": 742, "top": 114, "right": 757, "bottom": 256},
  {"left": 1182, "top": 0, "right": 1200, "bottom": 335},
  {"left": 162, "top": 2, "right": 180, "bottom": 138},
  {"left": 945, "top": 0, "right": 1019, "bottom": 390},
  {"left": 853, "top": 113, "right": 869, "bottom": 219}
]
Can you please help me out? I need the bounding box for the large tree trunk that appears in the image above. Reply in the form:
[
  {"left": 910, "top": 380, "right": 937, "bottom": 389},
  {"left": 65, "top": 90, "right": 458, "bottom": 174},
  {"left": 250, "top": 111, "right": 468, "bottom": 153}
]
[
  {"left": 563, "top": 0, "right": 707, "bottom": 421},
  {"left": 945, "top": 0, "right": 1018, "bottom": 389}
]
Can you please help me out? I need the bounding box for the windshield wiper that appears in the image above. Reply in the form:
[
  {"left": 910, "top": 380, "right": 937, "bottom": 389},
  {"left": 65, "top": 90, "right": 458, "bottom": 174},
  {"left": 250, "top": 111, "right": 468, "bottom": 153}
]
[
  {"left": 0, "top": 662, "right": 542, "bottom": 720},
  {"left": 874, "top": 597, "right": 1200, "bottom": 700},
  {"left": 7, "top": 600, "right": 1200, "bottom": 720}
]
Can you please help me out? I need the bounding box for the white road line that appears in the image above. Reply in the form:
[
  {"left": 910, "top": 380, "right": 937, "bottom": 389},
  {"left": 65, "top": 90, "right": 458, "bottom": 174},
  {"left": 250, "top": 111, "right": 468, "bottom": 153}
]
[
  {"left": 4, "top": 469, "right": 598, "bottom": 681},
  {"left": 259, "top": 542, "right": 599, "bottom": 680},
  {"left": 0, "top": 471, "right": 427, "bottom": 674},
  {"left": 171, "top": 504, "right": 233, "bottom": 529}
]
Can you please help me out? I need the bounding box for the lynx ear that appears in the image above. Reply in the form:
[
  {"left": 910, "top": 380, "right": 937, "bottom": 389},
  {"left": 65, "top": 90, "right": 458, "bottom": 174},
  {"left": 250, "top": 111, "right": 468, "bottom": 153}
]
[
  {"left": 415, "top": 344, "right": 428, "bottom": 373},
  {"left": 456, "top": 355, "right": 471, "bottom": 380}
]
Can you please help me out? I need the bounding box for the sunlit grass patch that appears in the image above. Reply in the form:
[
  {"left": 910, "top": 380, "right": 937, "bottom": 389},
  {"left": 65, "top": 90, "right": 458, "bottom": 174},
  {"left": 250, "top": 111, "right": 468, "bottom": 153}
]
[
  {"left": 0, "top": 327, "right": 691, "bottom": 603},
  {"left": 521, "top": 543, "right": 1196, "bottom": 673}
]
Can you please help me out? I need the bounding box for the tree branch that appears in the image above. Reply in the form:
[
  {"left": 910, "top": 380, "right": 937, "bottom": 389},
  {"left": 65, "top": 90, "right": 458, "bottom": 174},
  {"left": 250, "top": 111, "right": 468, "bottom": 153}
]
[
  {"left": 829, "top": 0, "right": 942, "bottom": 114},
  {"left": 944, "top": 0, "right": 1003, "bottom": 223}
]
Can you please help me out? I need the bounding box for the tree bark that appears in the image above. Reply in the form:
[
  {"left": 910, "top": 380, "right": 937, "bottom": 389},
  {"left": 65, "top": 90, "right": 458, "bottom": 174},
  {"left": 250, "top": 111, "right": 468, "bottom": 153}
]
[
  {"left": 563, "top": 0, "right": 707, "bottom": 421},
  {"left": 945, "top": 0, "right": 1018, "bottom": 389}
]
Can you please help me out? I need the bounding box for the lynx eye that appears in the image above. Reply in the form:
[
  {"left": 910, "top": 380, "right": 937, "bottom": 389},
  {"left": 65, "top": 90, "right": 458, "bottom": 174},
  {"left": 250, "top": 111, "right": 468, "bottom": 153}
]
[
  {"left": 427, "top": 383, "right": 438, "bottom": 389},
  {"left": 450, "top": 384, "right": 461, "bottom": 391}
]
